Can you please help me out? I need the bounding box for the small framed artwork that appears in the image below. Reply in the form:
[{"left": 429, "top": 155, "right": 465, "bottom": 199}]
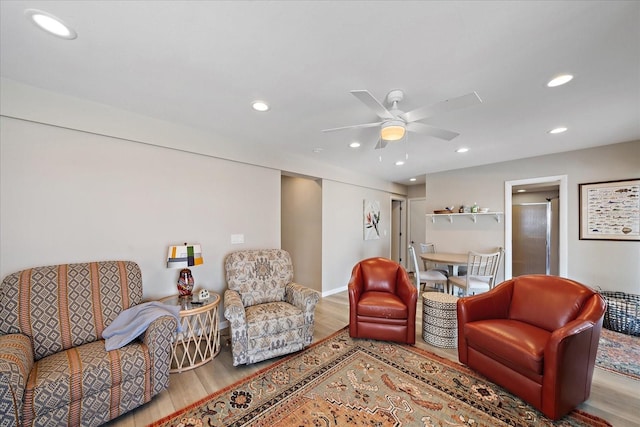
[
  {"left": 363, "top": 199, "right": 381, "bottom": 240},
  {"left": 579, "top": 178, "right": 639, "bottom": 241}
]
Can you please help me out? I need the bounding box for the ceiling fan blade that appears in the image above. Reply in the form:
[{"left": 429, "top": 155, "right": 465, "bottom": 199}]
[
  {"left": 351, "top": 90, "right": 395, "bottom": 120},
  {"left": 407, "top": 122, "right": 460, "bottom": 141},
  {"left": 374, "top": 139, "right": 388, "bottom": 150},
  {"left": 321, "top": 121, "right": 383, "bottom": 133},
  {"left": 400, "top": 91, "right": 482, "bottom": 123}
]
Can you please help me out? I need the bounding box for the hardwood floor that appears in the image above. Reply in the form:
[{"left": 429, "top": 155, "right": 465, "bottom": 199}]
[{"left": 105, "top": 292, "right": 639, "bottom": 427}]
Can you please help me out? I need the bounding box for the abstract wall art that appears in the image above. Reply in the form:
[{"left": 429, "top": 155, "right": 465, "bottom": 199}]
[{"left": 364, "top": 199, "right": 381, "bottom": 240}]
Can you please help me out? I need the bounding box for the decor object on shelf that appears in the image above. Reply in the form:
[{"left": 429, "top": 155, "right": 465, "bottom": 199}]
[
  {"left": 167, "top": 243, "right": 204, "bottom": 296},
  {"left": 0, "top": 261, "right": 177, "bottom": 427},
  {"left": 348, "top": 257, "right": 418, "bottom": 344},
  {"left": 363, "top": 199, "right": 381, "bottom": 240},
  {"left": 148, "top": 327, "right": 611, "bottom": 427},
  {"left": 457, "top": 274, "right": 606, "bottom": 420},
  {"left": 579, "top": 178, "right": 639, "bottom": 241},
  {"left": 223, "top": 249, "right": 320, "bottom": 366}
]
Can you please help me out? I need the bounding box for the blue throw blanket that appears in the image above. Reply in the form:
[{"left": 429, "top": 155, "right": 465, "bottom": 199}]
[{"left": 102, "top": 301, "right": 181, "bottom": 351}]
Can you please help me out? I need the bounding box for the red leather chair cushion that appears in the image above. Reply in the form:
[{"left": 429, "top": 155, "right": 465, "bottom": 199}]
[
  {"left": 465, "top": 319, "right": 550, "bottom": 378},
  {"left": 357, "top": 291, "right": 408, "bottom": 319}
]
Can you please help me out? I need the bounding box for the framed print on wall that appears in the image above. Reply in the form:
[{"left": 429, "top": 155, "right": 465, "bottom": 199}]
[
  {"left": 579, "top": 178, "right": 640, "bottom": 241},
  {"left": 363, "top": 199, "right": 381, "bottom": 240}
]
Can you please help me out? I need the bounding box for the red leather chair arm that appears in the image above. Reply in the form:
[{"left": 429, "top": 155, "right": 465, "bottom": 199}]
[
  {"left": 542, "top": 294, "right": 606, "bottom": 419},
  {"left": 457, "top": 280, "right": 513, "bottom": 362},
  {"left": 457, "top": 280, "right": 513, "bottom": 324},
  {"left": 395, "top": 267, "right": 418, "bottom": 307},
  {"left": 348, "top": 263, "right": 364, "bottom": 337},
  {"left": 395, "top": 267, "right": 418, "bottom": 343},
  {"left": 542, "top": 318, "right": 599, "bottom": 419}
]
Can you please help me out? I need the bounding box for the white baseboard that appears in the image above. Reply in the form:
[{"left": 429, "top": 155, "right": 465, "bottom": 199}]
[{"left": 322, "top": 285, "right": 347, "bottom": 297}]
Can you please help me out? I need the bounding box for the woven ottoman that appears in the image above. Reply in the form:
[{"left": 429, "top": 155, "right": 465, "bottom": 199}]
[{"left": 423, "top": 292, "right": 459, "bottom": 348}]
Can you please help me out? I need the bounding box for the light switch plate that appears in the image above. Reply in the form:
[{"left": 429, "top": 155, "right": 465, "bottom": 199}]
[{"left": 231, "top": 234, "right": 244, "bottom": 244}]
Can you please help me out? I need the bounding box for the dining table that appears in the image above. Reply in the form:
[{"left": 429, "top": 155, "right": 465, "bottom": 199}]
[
  {"left": 419, "top": 252, "right": 468, "bottom": 293},
  {"left": 419, "top": 252, "right": 468, "bottom": 274}
]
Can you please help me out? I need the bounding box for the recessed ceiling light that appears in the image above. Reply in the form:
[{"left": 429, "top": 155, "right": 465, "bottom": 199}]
[
  {"left": 456, "top": 147, "right": 469, "bottom": 153},
  {"left": 547, "top": 74, "right": 573, "bottom": 87},
  {"left": 549, "top": 127, "right": 568, "bottom": 134},
  {"left": 312, "top": 148, "right": 323, "bottom": 153},
  {"left": 25, "top": 9, "right": 77, "bottom": 39},
  {"left": 251, "top": 100, "right": 270, "bottom": 112},
  {"left": 349, "top": 142, "right": 361, "bottom": 148},
  {"left": 395, "top": 160, "right": 405, "bottom": 166},
  {"left": 409, "top": 178, "right": 417, "bottom": 182},
  {"left": 517, "top": 189, "right": 527, "bottom": 193}
]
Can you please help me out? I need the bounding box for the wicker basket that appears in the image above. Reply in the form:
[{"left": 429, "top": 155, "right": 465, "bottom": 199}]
[{"left": 598, "top": 290, "right": 640, "bottom": 336}]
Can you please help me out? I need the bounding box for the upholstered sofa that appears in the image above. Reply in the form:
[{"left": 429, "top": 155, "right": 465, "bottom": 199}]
[
  {"left": 457, "top": 275, "right": 606, "bottom": 420},
  {"left": 348, "top": 257, "right": 418, "bottom": 344},
  {"left": 223, "top": 249, "right": 320, "bottom": 366},
  {"left": 0, "top": 261, "right": 177, "bottom": 427}
]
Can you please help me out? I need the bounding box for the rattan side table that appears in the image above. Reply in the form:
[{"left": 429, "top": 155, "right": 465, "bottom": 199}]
[
  {"left": 160, "top": 292, "right": 221, "bottom": 373},
  {"left": 422, "top": 292, "right": 459, "bottom": 348}
]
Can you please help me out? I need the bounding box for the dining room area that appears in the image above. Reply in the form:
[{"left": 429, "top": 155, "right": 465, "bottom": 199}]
[
  {"left": 414, "top": 246, "right": 503, "bottom": 297},
  {"left": 407, "top": 197, "right": 506, "bottom": 296}
]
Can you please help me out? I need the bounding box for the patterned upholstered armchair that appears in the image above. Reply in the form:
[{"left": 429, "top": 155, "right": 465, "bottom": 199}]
[
  {"left": 223, "top": 249, "right": 320, "bottom": 366},
  {"left": 0, "top": 261, "right": 177, "bottom": 427}
]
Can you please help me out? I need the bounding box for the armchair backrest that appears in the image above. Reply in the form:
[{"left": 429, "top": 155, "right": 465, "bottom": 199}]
[
  {"left": 508, "top": 275, "right": 600, "bottom": 331},
  {"left": 0, "top": 261, "right": 142, "bottom": 360},
  {"left": 225, "top": 249, "right": 293, "bottom": 307},
  {"left": 358, "top": 257, "right": 402, "bottom": 294}
]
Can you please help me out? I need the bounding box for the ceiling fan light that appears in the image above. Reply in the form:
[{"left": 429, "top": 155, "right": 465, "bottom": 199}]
[{"left": 380, "top": 122, "right": 405, "bottom": 141}]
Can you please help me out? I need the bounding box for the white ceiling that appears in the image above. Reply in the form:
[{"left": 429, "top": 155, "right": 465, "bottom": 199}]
[{"left": 1, "top": 1, "right": 639, "bottom": 185}]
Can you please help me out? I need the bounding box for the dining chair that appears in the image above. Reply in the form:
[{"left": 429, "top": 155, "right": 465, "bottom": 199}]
[
  {"left": 409, "top": 245, "right": 447, "bottom": 293},
  {"left": 418, "top": 242, "right": 450, "bottom": 276},
  {"left": 448, "top": 248, "right": 502, "bottom": 296}
]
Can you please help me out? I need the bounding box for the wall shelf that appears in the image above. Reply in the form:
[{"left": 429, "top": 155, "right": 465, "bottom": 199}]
[{"left": 426, "top": 212, "right": 504, "bottom": 223}]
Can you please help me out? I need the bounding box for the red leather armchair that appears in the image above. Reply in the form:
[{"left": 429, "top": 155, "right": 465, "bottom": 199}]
[
  {"left": 348, "top": 257, "right": 418, "bottom": 344},
  {"left": 457, "top": 275, "right": 606, "bottom": 420}
]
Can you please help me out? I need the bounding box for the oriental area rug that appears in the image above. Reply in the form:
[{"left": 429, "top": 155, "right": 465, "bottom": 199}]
[
  {"left": 596, "top": 328, "right": 640, "bottom": 380},
  {"left": 151, "top": 328, "right": 611, "bottom": 427}
]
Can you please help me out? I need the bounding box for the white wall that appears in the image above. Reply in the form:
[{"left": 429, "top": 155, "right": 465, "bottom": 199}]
[
  {"left": 1, "top": 78, "right": 407, "bottom": 196},
  {"left": 1, "top": 80, "right": 404, "bottom": 301},
  {"left": 0, "top": 116, "right": 281, "bottom": 300},
  {"left": 321, "top": 180, "right": 397, "bottom": 295},
  {"left": 425, "top": 140, "right": 640, "bottom": 293}
]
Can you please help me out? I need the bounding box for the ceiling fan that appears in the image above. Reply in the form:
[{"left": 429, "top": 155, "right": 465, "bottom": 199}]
[{"left": 322, "top": 89, "right": 482, "bottom": 149}]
